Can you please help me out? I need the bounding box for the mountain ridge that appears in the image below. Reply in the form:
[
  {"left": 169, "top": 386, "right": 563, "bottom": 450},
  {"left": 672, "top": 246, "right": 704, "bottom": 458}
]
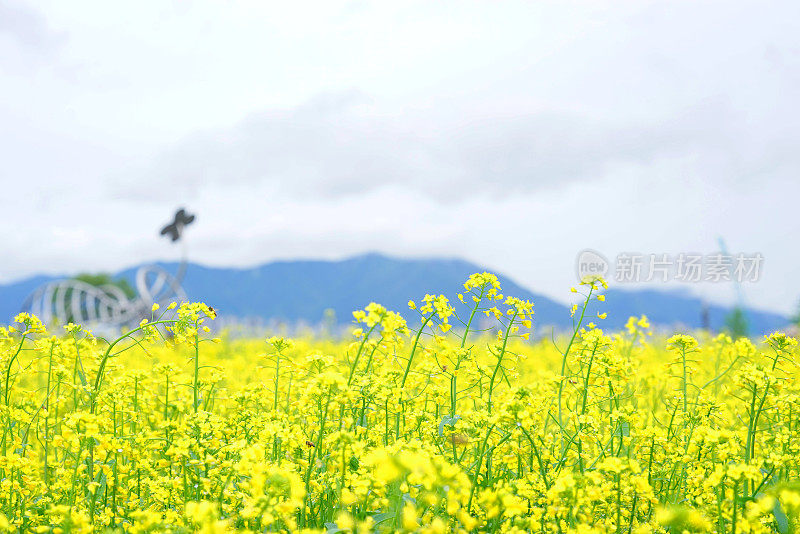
[{"left": 0, "top": 253, "right": 789, "bottom": 334}]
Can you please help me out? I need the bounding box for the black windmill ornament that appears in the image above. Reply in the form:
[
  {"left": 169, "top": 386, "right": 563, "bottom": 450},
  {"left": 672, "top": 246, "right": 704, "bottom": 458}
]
[{"left": 160, "top": 208, "right": 196, "bottom": 242}]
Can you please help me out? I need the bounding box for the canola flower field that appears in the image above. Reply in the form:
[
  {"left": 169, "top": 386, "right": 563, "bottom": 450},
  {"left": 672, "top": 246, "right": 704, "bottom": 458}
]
[{"left": 1, "top": 273, "right": 799, "bottom": 533}]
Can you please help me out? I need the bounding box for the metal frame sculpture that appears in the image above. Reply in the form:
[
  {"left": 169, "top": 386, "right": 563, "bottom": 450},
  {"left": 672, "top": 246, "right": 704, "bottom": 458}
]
[{"left": 22, "top": 209, "right": 195, "bottom": 329}]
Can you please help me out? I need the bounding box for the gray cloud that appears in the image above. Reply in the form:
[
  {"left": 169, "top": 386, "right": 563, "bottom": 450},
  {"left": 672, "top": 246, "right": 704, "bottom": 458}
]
[
  {"left": 114, "top": 92, "right": 748, "bottom": 203},
  {"left": 0, "top": 0, "right": 61, "bottom": 51}
]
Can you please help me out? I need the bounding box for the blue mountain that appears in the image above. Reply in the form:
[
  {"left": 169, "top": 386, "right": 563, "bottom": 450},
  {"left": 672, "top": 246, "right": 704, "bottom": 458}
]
[
  {"left": 585, "top": 287, "right": 788, "bottom": 335},
  {"left": 0, "top": 253, "right": 789, "bottom": 335},
  {"left": 114, "top": 253, "right": 569, "bottom": 328}
]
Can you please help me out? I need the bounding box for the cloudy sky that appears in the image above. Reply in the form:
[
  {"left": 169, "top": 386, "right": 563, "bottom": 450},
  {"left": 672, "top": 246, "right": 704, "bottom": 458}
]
[{"left": 1, "top": 0, "right": 798, "bottom": 313}]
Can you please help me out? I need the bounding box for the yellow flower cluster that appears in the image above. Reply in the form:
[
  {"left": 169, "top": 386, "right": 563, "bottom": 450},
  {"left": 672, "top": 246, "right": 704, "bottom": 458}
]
[{"left": 0, "top": 275, "right": 799, "bottom": 533}]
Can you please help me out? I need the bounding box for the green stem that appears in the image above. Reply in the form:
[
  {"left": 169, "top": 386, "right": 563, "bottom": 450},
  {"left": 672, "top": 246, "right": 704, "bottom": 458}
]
[
  {"left": 460, "top": 287, "right": 486, "bottom": 349},
  {"left": 400, "top": 313, "right": 434, "bottom": 388},
  {"left": 488, "top": 312, "right": 517, "bottom": 415},
  {"left": 4, "top": 334, "right": 27, "bottom": 407},
  {"left": 193, "top": 329, "right": 200, "bottom": 413},
  {"left": 91, "top": 319, "right": 177, "bottom": 413},
  {"left": 557, "top": 288, "right": 594, "bottom": 427},
  {"left": 347, "top": 323, "right": 378, "bottom": 386},
  {"left": 301, "top": 390, "right": 332, "bottom": 527}
]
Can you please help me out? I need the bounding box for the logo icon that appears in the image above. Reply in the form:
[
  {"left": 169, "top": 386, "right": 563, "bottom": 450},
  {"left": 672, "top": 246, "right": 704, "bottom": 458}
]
[{"left": 576, "top": 249, "right": 609, "bottom": 282}]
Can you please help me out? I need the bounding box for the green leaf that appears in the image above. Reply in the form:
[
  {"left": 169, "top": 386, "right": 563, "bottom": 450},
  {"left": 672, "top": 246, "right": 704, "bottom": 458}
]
[
  {"left": 773, "top": 500, "right": 789, "bottom": 534},
  {"left": 617, "top": 421, "right": 630, "bottom": 437},
  {"left": 439, "top": 415, "right": 461, "bottom": 436}
]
